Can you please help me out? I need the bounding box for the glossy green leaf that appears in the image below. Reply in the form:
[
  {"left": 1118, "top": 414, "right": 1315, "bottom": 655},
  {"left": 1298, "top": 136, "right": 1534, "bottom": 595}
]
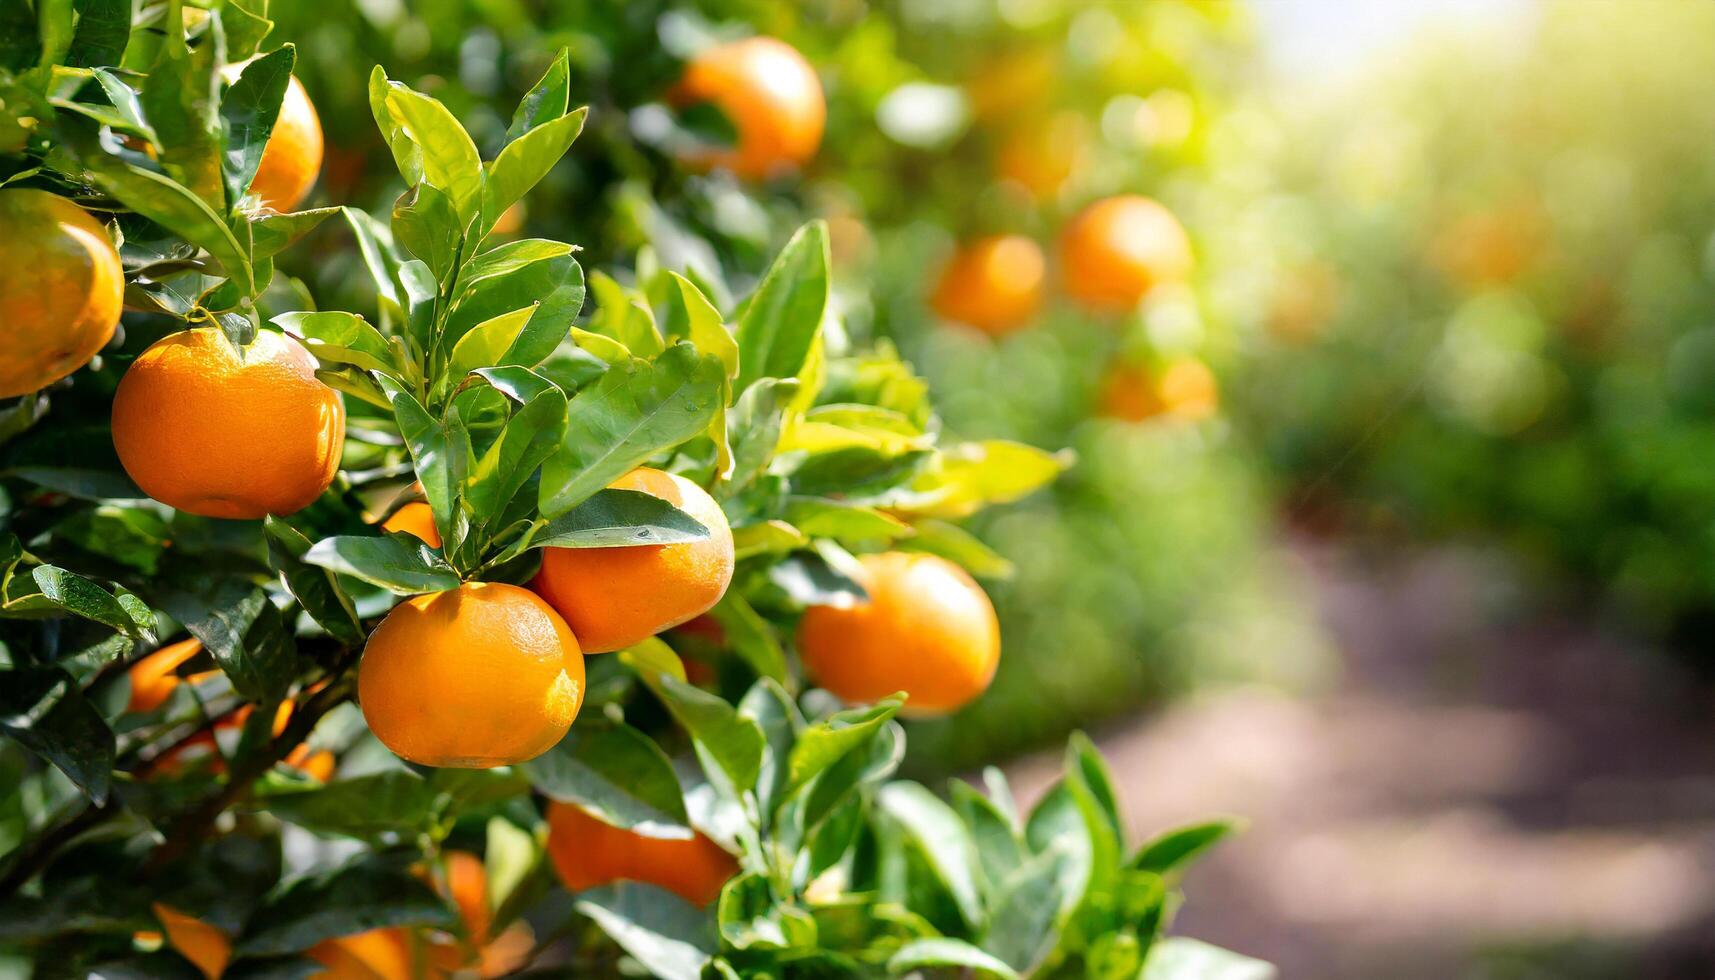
[
  {"left": 588, "top": 271, "right": 664, "bottom": 356},
  {"left": 465, "top": 384, "right": 567, "bottom": 524},
  {"left": 705, "top": 593, "right": 786, "bottom": 685},
  {"left": 977, "top": 847, "right": 1067, "bottom": 973},
  {"left": 158, "top": 579, "right": 297, "bottom": 702},
  {"left": 631, "top": 665, "right": 764, "bottom": 802},
  {"left": 522, "top": 723, "right": 690, "bottom": 832},
  {"left": 888, "top": 938, "right": 1020, "bottom": 979},
  {"left": 65, "top": 0, "right": 130, "bottom": 68},
  {"left": 250, "top": 206, "right": 338, "bottom": 258},
  {"left": 447, "top": 239, "right": 583, "bottom": 369},
  {"left": 302, "top": 534, "right": 460, "bottom": 594},
  {"left": 538, "top": 344, "right": 725, "bottom": 517},
  {"left": 481, "top": 106, "right": 586, "bottom": 230},
  {"left": 904, "top": 441, "right": 1073, "bottom": 518},
  {"left": 263, "top": 518, "right": 364, "bottom": 645},
  {"left": 531, "top": 487, "right": 709, "bottom": 549},
  {"left": 784, "top": 697, "right": 902, "bottom": 802},
  {"left": 392, "top": 182, "right": 464, "bottom": 280},
  {"left": 384, "top": 85, "right": 483, "bottom": 221},
  {"left": 878, "top": 782, "right": 984, "bottom": 929},
  {"left": 575, "top": 883, "right": 716, "bottom": 980},
  {"left": 274, "top": 311, "right": 394, "bottom": 375},
  {"left": 221, "top": 44, "right": 294, "bottom": 206},
  {"left": 0, "top": 666, "right": 115, "bottom": 804},
  {"left": 735, "top": 221, "right": 830, "bottom": 393},
  {"left": 380, "top": 377, "right": 468, "bottom": 543},
  {"left": 139, "top": 0, "right": 225, "bottom": 209},
  {"left": 445, "top": 304, "right": 537, "bottom": 383},
  {"left": 1141, "top": 938, "right": 1277, "bottom": 980},
  {"left": 900, "top": 519, "right": 1015, "bottom": 579},
  {"left": 507, "top": 48, "right": 570, "bottom": 141},
  {"left": 1131, "top": 819, "right": 1241, "bottom": 877}
]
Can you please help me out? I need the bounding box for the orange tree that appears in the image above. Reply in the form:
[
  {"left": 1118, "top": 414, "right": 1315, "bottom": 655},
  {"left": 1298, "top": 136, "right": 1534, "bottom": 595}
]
[{"left": 0, "top": 3, "right": 1271, "bottom": 978}]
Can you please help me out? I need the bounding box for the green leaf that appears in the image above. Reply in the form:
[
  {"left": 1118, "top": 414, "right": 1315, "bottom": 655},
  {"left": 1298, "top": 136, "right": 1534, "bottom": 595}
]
[
  {"left": 475, "top": 365, "right": 562, "bottom": 405},
  {"left": 140, "top": 0, "right": 225, "bottom": 209},
  {"left": 385, "top": 85, "right": 483, "bottom": 221},
  {"left": 507, "top": 48, "right": 570, "bottom": 141},
  {"left": 716, "top": 872, "right": 818, "bottom": 952},
  {"left": 222, "top": 0, "right": 274, "bottom": 61},
  {"left": 222, "top": 44, "right": 295, "bottom": 206},
  {"left": 723, "top": 378, "right": 798, "bottom": 496},
  {"left": 878, "top": 782, "right": 984, "bottom": 930},
  {"left": 0, "top": 667, "right": 115, "bottom": 804},
  {"left": 302, "top": 534, "right": 460, "bottom": 594},
  {"left": 665, "top": 272, "right": 738, "bottom": 379},
  {"left": 368, "top": 67, "right": 423, "bottom": 185},
  {"left": 65, "top": 0, "right": 131, "bottom": 68},
  {"left": 735, "top": 221, "right": 830, "bottom": 394},
  {"left": 628, "top": 661, "right": 763, "bottom": 803},
  {"left": 900, "top": 519, "right": 1015, "bottom": 579},
  {"left": 1141, "top": 938, "right": 1277, "bottom": 980},
  {"left": 587, "top": 271, "right": 664, "bottom": 357},
  {"left": 531, "top": 487, "right": 709, "bottom": 549},
  {"left": 380, "top": 377, "right": 468, "bottom": 546},
  {"left": 447, "top": 239, "right": 584, "bottom": 369},
  {"left": 250, "top": 206, "right": 338, "bottom": 258},
  {"left": 56, "top": 120, "right": 254, "bottom": 293},
  {"left": 1064, "top": 733, "right": 1123, "bottom": 895},
  {"left": 951, "top": 781, "right": 1025, "bottom": 896},
  {"left": 481, "top": 106, "right": 586, "bottom": 231},
  {"left": 259, "top": 770, "right": 435, "bottom": 839},
  {"left": 784, "top": 697, "right": 902, "bottom": 801},
  {"left": 705, "top": 593, "right": 786, "bottom": 686},
  {"left": 575, "top": 883, "right": 716, "bottom": 980},
  {"left": 904, "top": 441, "right": 1072, "bottom": 518},
  {"left": 465, "top": 383, "right": 567, "bottom": 525},
  {"left": 888, "top": 938, "right": 1020, "bottom": 979},
  {"left": 444, "top": 304, "right": 538, "bottom": 383},
  {"left": 784, "top": 497, "right": 911, "bottom": 544},
  {"left": 236, "top": 854, "right": 458, "bottom": 955},
  {"left": 977, "top": 847, "right": 1067, "bottom": 973},
  {"left": 538, "top": 344, "right": 725, "bottom": 517},
  {"left": 158, "top": 579, "right": 298, "bottom": 702},
  {"left": 1131, "top": 819, "right": 1241, "bottom": 877},
  {"left": 522, "top": 723, "right": 690, "bottom": 833},
  {"left": 1023, "top": 782, "right": 1093, "bottom": 919},
  {"left": 263, "top": 518, "right": 364, "bottom": 645},
  {"left": 274, "top": 311, "right": 394, "bottom": 375},
  {"left": 392, "top": 182, "right": 463, "bottom": 280},
  {"left": 7, "top": 565, "right": 154, "bottom": 641}
]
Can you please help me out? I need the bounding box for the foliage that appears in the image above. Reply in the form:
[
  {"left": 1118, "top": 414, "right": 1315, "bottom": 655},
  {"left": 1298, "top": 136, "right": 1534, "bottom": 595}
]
[{"left": 0, "top": 1, "right": 1264, "bottom": 977}]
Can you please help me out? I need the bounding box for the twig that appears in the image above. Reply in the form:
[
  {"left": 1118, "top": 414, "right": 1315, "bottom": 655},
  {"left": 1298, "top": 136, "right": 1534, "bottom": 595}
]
[{"left": 0, "top": 801, "right": 116, "bottom": 898}]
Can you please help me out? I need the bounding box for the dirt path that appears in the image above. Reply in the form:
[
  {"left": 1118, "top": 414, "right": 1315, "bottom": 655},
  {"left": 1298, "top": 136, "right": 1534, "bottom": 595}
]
[{"left": 1004, "top": 539, "right": 1715, "bottom": 979}]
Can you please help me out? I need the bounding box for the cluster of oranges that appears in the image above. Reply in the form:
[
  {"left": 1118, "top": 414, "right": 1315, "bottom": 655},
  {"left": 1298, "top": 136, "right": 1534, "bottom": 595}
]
[{"left": 928, "top": 191, "right": 1219, "bottom": 425}]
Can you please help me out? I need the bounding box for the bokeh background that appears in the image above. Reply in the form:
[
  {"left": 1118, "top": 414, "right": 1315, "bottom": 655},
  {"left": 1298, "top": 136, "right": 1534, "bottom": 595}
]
[{"left": 249, "top": 1, "right": 1715, "bottom": 976}]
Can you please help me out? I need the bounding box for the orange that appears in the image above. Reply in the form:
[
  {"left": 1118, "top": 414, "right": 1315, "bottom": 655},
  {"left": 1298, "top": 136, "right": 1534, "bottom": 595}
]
[
  {"left": 1097, "top": 357, "right": 1219, "bottom": 423},
  {"left": 127, "top": 637, "right": 205, "bottom": 713},
  {"left": 381, "top": 501, "right": 440, "bottom": 547},
  {"left": 797, "top": 552, "right": 999, "bottom": 717},
  {"left": 223, "top": 66, "right": 323, "bottom": 212},
  {"left": 673, "top": 37, "right": 824, "bottom": 180},
  {"left": 1431, "top": 201, "right": 1544, "bottom": 289},
  {"left": 546, "top": 802, "right": 736, "bottom": 906},
  {"left": 930, "top": 235, "right": 1045, "bottom": 338},
  {"left": 532, "top": 467, "right": 734, "bottom": 654},
  {"left": 1059, "top": 195, "right": 1194, "bottom": 314},
  {"left": 996, "top": 112, "right": 1087, "bottom": 200},
  {"left": 112, "top": 327, "right": 345, "bottom": 520},
  {"left": 0, "top": 189, "right": 123, "bottom": 397},
  {"left": 359, "top": 582, "right": 584, "bottom": 768},
  {"left": 429, "top": 850, "right": 532, "bottom": 977},
  {"left": 307, "top": 928, "right": 425, "bottom": 979},
  {"left": 443, "top": 850, "right": 490, "bottom": 945},
  {"left": 150, "top": 903, "right": 231, "bottom": 980}
]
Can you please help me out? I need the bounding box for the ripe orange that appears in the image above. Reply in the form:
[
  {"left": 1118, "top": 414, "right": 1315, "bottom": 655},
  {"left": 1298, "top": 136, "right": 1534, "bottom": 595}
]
[
  {"left": 673, "top": 37, "right": 824, "bottom": 180},
  {"left": 1097, "top": 357, "right": 1219, "bottom": 423},
  {"left": 797, "top": 552, "right": 999, "bottom": 717},
  {"left": 359, "top": 582, "right": 584, "bottom": 768},
  {"left": 1059, "top": 195, "right": 1194, "bottom": 314},
  {"left": 546, "top": 802, "right": 736, "bottom": 906},
  {"left": 149, "top": 903, "right": 230, "bottom": 980},
  {"left": 381, "top": 501, "right": 440, "bottom": 547},
  {"left": 307, "top": 928, "right": 421, "bottom": 979},
  {"left": 0, "top": 189, "right": 123, "bottom": 398},
  {"left": 532, "top": 468, "right": 734, "bottom": 654},
  {"left": 112, "top": 327, "right": 345, "bottom": 520},
  {"left": 1431, "top": 201, "right": 1544, "bottom": 289},
  {"left": 996, "top": 112, "right": 1087, "bottom": 200},
  {"left": 930, "top": 235, "right": 1045, "bottom": 338},
  {"left": 223, "top": 66, "right": 323, "bottom": 212},
  {"left": 443, "top": 850, "right": 491, "bottom": 945},
  {"left": 127, "top": 637, "right": 206, "bottom": 713},
  {"left": 430, "top": 850, "right": 532, "bottom": 977}
]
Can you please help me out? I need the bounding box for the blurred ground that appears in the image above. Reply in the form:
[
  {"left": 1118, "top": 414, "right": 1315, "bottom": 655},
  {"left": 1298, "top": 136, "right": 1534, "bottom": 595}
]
[{"left": 1005, "top": 536, "right": 1715, "bottom": 980}]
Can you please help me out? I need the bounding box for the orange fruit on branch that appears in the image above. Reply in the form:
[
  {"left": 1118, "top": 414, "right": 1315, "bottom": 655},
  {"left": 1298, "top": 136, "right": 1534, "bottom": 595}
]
[
  {"left": 546, "top": 802, "right": 736, "bottom": 906},
  {"left": 112, "top": 327, "right": 344, "bottom": 520},
  {"left": 1059, "top": 195, "right": 1193, "bottom": 314},
  {"left": 223, "top": 65, "right": 323, "bottom": 212},
  {"left": 359, "top": 582, "right": 584, "bottom": 768},
  {"left": 0, "top": 188, "right": 123, "bottom": 398},
  {"left": 673, "top": 36, "right": 825, "bottom": 180},
  {"left": 148, "top": 903, "right": 231, "bottom": 980},
  {"left": 930, "top": 235, "right": 1045, "bottom": 338},
  {"left": 1097, "top": 357, "right": 1219, "bottom": 424},
  {"left": 126, "top": 637, "right": 208, "bottom": 713},
  {"left": 381, "top": 500, "right": 440, "bottom": 548},
  {"left": 531, "top": 467, "right": 734, "bottom": 654},
  {"left": 797, "top": 552, "right": 999, "bottom": 717}
]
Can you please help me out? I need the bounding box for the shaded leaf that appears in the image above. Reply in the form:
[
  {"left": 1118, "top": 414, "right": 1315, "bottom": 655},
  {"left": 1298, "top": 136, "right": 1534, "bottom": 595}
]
[{"left": 522, "top": 723, "right": 690, "bottom": 833}]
